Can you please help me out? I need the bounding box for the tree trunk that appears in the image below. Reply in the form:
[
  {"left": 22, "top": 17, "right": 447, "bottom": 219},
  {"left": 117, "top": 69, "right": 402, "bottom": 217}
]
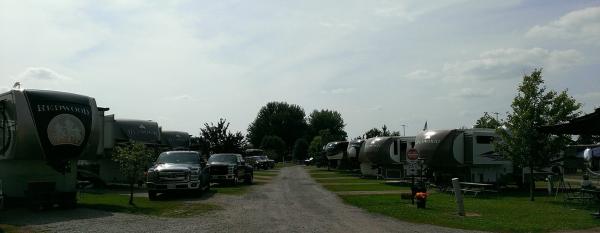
[
  {"left": 529, "top": 161, "right": 535, "bottom": 202},
  {"left": 129, "top": 182, "right": 134, "bottom": 205}
]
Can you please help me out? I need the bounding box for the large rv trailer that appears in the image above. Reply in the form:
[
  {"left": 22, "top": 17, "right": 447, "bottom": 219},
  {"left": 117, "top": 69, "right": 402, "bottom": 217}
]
[
  {"left": 358, "top": 136, "right": 415, "bottom": 177},
  {"left": 415, "top": 128, "right": 512, "bottom": 184},
  {"left": 80, "top": 117, "right": 161, "bottom": 183},
  {"left": 161, "top": 130, "right": 191, "bottom": 150},
  {"left": 0, "top": 89, "right": 103, "bottom": 207}
]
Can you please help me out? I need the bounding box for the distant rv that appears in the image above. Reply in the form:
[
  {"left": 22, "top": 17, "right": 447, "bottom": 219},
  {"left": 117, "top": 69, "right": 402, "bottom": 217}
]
[
  {"left": 324, "top": 141, "right": 349, "bottom": 168},
  {"left": 79, "top": 116, "right": 161, "bottom": 184},
  {"left": 415, "top": 128, "right": 513, "bottom": 184},
  {"left": 0, "top": 89, "right": 104, "bottom": 207},
  {"left": 161, "top": 130, "right": 191, "bottom": 150},
  {"left": 346, "top": 139, "right": 365, "bottom": 168},
  {"left": 359, "top": 136, "right": 416, "bottom": 177}
]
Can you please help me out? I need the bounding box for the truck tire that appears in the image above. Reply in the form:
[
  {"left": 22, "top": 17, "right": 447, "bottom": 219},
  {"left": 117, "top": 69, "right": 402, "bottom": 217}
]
[
  {"left": 245, "top": 173, "right": 253, "bottom": 184},
  {"left": 148, "top": 190, "right": 157, "bottom": 201}
]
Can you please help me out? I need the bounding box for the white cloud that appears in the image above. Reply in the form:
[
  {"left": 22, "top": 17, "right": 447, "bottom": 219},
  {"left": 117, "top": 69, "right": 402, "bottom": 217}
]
[
  {"left": 405, "top": 69, "right": 438, "bottom": 80},
  {"left": 163, "top": 94, "right": 202, "bottom": 102},
  {"left": 526, "top": 6, "right": 600, "bottom": 46},
  {"left": 442, "top": 48, "right": 584, "bottom": 80},
  {"left": 15, "top": 67, "right": 71, "bottom": 81},
  {"left": 452, "top": 88, "right": 495, "bottom": 98},
  {"left": 321, "top": 88, "right": 355, "bottom": 95}
]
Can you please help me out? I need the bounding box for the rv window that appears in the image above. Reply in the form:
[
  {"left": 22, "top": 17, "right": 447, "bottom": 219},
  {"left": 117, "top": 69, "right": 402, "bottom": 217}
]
[{"left": 476, "top": 136, "right": 494, "bottom": 144}]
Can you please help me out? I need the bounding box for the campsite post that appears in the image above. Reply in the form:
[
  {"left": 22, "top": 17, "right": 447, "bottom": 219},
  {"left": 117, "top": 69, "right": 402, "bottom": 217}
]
[{"left": 452, "top": 178, "right": 465, "bottom": 216}]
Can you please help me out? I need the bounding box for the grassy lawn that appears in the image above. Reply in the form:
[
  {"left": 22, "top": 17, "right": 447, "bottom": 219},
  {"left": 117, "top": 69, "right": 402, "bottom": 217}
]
[
  {"left": 323, "top": 184, "right": 410, "bottom": 192},
  {"left": 78, "top": 192, "right": 221, "bottom": 218},
  {"left": 342, "top": 192, "right": 600, "bottom": 233},
  {"left": 306, "top": 167, "right": 600, "bottom": 232},
  {"left": 0, "top": 224, "right": 34, "bottom": 233}
]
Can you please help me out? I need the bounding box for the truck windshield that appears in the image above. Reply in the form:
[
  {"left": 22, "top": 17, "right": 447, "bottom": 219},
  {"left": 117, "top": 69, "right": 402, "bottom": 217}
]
[
  {"left": 209, "top": 154, "right": 237, "bottom": 163},
  {"left": 156, "top": 152, "right": 199, "bottom": 164}
]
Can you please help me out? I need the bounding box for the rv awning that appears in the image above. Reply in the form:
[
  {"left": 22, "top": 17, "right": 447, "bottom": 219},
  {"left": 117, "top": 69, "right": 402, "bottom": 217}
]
[{"left": 539, "top": 108, "right": 600, "bottom": 135}]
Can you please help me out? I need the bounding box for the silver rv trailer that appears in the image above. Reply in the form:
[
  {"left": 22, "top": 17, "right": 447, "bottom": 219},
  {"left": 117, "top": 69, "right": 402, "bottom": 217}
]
[
  {"left": 358, "top": 136, "right": 415, "bottom": 177},
  {"left": 415, "top": 128, "right": 513, "bottom": 184},
  {"left": 0, "top": 89, "right": 103, "bottom": 207}
]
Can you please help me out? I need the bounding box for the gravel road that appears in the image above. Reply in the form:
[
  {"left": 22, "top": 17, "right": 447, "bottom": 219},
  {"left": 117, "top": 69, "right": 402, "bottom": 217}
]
[{"left": 1, "top": 166, "right": 481, "bottom": 233}]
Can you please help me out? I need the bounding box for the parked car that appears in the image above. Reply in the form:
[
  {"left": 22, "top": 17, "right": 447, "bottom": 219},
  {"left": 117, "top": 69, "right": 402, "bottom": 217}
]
[
  {"left": 208, "top": 154, "right": 253, "bottom": 185},
  {"left": 259, "top": 156, "right": 275, "bottom": 169},
  {"left": 245, "top": 156, "right": 265, "bottom": 170},
  {"left": 304, "top": 157, "right": 314, "bottom": 166},
  {"left": 146, "top": 151, "right": 210, "bottom": 200}
]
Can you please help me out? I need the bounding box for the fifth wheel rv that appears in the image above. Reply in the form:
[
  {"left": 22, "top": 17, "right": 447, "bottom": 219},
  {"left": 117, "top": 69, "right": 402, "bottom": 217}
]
[
  {"left": 358, "top": 136, "right": 416, "bottom": 178},
  {"left": 415, "top": 128, "right": 513, "bottom": 185},
  {"left": 0, "top": 89, "right": 103, "bottom": 208}
]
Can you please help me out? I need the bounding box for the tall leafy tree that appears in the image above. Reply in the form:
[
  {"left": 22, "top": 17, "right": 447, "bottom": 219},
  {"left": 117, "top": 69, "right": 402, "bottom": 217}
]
[
  {"left": 364, "top": 128, "right": 382, "bottom": 138},
  {"left": 364, "top": 125, "right": 400, "bottom": 138},
  {"left": 475, "top": 112, "right": 502, "bottom": 128},
  {"left": 307, "top": 109, "right": 347, "bottom": 141},
  {"left": 260, "top": 135, "right": 287, "bottom": 161},
  {"left": 247, "top": 102, "right": 308, "bottom": 152},
  {"left": 199, "top": 118, "right": 245, "bottom": 154},
  {"left": 112, "top": 142, "right": 155, "bottom": 205},
  {"left": 292, "top": 138, "right": 309, "bottom": 161},
  {"left": 496, "top": 69, "right": 581, "bottom": 201}
]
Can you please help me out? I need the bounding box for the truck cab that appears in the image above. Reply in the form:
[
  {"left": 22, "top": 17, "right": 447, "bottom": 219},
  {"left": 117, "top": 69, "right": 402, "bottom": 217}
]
[
  {"left": 145, "top": 151, "right": 210, "bottom": 200},
  {"left": 208, "top": 153, "right": 253, "bottom": 185}
]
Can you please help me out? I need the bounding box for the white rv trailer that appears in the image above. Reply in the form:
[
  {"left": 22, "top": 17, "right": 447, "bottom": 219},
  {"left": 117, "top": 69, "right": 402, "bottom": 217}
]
[
  {"left": 0, "top": 89, "right": 104, "bottom": 207},
  {"left": 415, "top": 128, "right": 513, "bottom": 184}
]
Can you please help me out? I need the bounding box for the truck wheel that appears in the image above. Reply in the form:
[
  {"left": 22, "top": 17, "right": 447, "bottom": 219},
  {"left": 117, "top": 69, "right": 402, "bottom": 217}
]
[
  {"left": 204, "top": 182, "right": 211, "bottom": 191},
  {"left": 148, "top": 190, "right": 157, "bottom": 200},
  {"left": 245, "top": 174, "right": 253, "bottom": 185}
]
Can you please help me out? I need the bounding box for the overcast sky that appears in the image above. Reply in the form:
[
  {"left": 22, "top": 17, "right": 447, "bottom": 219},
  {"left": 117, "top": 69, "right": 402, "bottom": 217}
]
[{"left": 1, "top": 0, "right": 599, "bottom": 138}]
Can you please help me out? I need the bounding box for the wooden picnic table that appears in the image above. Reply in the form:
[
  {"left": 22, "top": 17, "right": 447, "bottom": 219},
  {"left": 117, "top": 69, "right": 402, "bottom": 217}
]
[
  {"left": 458, "top": 182, "right": 497, "bottom": 197},
  {"left": 580, "top": 189, "right": 600, "bottom": 218}
]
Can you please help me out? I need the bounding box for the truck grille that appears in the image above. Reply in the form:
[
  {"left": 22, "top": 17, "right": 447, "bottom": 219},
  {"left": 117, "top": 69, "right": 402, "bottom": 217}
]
[
  {"left": 158, "top": 170, "right": 188, "bottom": 182},
  {"left": 210, "top": 165, "right": 229, "bottom": 175}
]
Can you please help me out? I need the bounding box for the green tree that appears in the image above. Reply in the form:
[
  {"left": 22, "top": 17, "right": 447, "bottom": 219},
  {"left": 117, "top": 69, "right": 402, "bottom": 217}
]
[
  {"left": 292, "top": 138, "right": 309, "bottom": 161},
  {"left": 112, "top": 142, "right": 155, "bottom": 205},
  {"left": 260, "top": 135, "right": 287, "bottom": 161},
  {"left": 247, "top": 102, "right": 308, "bottom": 153},
  {"left": 496, "top": 69, "right": 581, "bottom": 201},
  {"left": 364, "top": 128, "right": 382, "bottom": 138},
  {"left": 199, "top": 118, "right": 245, "bottom": 154},
  {"left": 475, "top": 112, "right": 502, "bottom": 128},
  {"left": 307, "top": 109, "right": 347, "bottom": 141}
]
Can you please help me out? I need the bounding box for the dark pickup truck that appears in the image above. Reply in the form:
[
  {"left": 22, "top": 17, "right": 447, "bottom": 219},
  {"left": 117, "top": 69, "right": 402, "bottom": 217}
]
[
  {"left": 146, "top": 151, "right": 210, "bottom": 200},
  {"left": 208, "top": 153, "right": 253, "bottom": 185}
]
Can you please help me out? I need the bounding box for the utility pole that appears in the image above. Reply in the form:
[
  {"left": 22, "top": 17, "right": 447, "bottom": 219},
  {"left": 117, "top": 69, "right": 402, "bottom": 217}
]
[
  {"left": 493, "top": 112, "right": 499, "bottom": 121},
  {"left": 401, "top": 124, "right": 406, "bottom": 136}
]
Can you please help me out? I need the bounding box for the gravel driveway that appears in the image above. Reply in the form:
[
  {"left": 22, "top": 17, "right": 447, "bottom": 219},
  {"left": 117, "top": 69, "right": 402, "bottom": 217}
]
[{"left": 1, "top": 166, "right": 481, "bottom": 233}]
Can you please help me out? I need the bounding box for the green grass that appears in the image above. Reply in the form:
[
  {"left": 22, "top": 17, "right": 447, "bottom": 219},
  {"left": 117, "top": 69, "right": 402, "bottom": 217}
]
[
  {"left": 78, "top": 193, "right": 221, "bottom": 217},
  {"left": 342, "top": 192, "right": 600, "bottom": 233},
  {"left": 306, "top": 167, "right": 600, "bottom": 232},
  {"left": 0, "top": 224, "right": 33, "bottom": 233},
  {"left": 323, "top": 184, "right": 410, "bottom": 192}
]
